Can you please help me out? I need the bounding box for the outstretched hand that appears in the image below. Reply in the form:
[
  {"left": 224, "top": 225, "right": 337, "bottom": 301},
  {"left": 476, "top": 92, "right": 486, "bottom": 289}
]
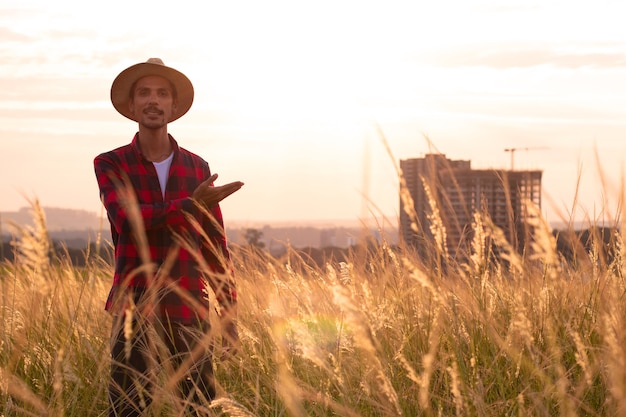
[{"left": 192, "top": 173, "right": 243, "bottom": 208}]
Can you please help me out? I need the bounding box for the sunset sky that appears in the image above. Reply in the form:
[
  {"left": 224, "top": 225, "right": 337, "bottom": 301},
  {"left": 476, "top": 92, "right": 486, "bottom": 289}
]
[{"left": 1, "top": 0, "right": 626, "bottom": 227}]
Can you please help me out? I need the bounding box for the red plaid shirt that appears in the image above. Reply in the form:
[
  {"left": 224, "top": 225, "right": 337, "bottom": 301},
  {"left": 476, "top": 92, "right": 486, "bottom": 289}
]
[{"left": 94, "top": 133, "right": 237, "bottom": 323}]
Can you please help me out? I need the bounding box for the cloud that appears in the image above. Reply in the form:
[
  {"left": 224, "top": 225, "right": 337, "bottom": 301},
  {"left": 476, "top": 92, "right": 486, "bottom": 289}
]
[
  {"left": 0, "top": 26, "right": 33, "bottom": 42},
  {"left": 0, "top": 75, "right": 109, "bottom": 103},
  {"left": 425, "top": 41, "right": 626, "bottom": 70}
]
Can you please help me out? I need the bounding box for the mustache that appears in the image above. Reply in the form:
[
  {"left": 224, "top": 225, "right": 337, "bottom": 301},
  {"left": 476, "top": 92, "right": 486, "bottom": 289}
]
[{"left": 143, "top": 106, "right": 164, "bottom": 114}]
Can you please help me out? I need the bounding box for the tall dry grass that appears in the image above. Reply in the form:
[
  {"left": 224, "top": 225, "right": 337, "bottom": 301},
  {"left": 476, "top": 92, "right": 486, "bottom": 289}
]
[
  {"left": 0, "top": 199, "right": 111, "bottom": 416},
  {"left": 1, "top": 172, "right": 626, "bottom": 416}
]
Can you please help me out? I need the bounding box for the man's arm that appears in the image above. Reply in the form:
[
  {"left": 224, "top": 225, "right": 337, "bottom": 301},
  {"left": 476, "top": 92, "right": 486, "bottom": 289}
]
[{"left": 94, "top": 153, "right": 196, "bottom": 234}]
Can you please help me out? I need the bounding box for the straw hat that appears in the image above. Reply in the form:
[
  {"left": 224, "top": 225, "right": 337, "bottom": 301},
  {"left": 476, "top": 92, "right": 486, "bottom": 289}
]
[{"left": 110, "top": 58, "right": 194, "bottom": 122}]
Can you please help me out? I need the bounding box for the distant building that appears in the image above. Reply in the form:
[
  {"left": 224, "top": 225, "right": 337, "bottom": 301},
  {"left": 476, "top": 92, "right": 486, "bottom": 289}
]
[{"left": 399, "top": 153, "right": 542, "bottom": 257}]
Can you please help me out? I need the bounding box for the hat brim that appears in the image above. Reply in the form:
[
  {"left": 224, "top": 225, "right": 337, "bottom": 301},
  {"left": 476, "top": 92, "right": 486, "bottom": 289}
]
[{"left": 110, "top": 61, "right": 194, "bottom": 122}]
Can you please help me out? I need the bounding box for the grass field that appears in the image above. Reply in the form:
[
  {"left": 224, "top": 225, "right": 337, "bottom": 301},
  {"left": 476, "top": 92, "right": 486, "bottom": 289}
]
[{"left": 1, "top": 192, "right": 626, "bottom": 416}]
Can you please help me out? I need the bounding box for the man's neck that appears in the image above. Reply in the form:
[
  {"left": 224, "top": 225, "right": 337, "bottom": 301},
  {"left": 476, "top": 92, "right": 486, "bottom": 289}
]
[{"left": 137, "top": 125, "right": 172, "bottom": 161}]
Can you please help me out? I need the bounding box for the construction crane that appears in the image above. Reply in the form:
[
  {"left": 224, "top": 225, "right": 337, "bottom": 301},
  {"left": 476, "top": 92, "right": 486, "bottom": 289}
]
[{"left": 504, "top": 147, "right": 549, "bottom": 170}]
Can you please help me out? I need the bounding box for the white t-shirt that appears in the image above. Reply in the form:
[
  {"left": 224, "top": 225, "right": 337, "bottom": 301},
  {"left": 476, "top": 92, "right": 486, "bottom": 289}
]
[{"left": 153, "top": 152, "right": 174, "bottom": 198}]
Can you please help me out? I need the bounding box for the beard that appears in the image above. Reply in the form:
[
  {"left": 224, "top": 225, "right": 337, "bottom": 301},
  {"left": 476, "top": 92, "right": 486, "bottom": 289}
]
[
  {"left": 140, "top": 117, "right": 167, "bottom": 129},
  {"left": 139, "top": 107, "right": 168, "bottom": 129}
]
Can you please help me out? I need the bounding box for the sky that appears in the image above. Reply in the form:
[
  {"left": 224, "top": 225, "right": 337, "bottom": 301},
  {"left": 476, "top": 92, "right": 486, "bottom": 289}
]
[{"left": 1, "top": 0, "right": 626, "bottom": 228}]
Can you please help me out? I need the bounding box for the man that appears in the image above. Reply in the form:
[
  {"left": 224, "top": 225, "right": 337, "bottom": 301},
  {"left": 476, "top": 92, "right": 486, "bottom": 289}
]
[{"left": 94, "top": 58, "right": 243, "bottom": 416}]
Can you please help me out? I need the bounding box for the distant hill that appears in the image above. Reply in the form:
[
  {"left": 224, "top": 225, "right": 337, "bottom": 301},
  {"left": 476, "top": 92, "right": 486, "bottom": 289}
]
[
  {"left": 228, "top": 224, "right": 398, "bottom": 256},
  {"left": 1, "top": 206, "right": 104, "bottom": 232},
  {"left": 1, "top": 207, "right": 398, "bottom": 251},
  {"left": 0, "top": 207, "right": 109, "bottom": 249}
]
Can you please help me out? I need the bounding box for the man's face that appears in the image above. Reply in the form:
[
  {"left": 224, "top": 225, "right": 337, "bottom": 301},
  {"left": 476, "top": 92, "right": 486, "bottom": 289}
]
[{"left": 129, "top": 75, "right": 177, "bottom": 129}]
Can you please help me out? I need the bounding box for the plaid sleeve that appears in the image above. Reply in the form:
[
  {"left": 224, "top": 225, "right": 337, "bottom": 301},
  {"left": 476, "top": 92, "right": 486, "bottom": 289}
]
[{"left": 94, "top": 152, "right": 195, "bottom": 235}]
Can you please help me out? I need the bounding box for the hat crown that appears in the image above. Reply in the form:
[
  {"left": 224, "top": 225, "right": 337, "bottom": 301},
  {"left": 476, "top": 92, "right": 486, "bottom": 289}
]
[{"left": 146, "top": 57, "right": 165, "bottom": 66}]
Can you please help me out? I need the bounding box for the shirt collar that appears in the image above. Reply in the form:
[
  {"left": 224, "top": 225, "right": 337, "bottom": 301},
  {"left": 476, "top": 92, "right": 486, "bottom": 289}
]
[{"left": 131, "top": 133, "right": 180, "bottom": 162}]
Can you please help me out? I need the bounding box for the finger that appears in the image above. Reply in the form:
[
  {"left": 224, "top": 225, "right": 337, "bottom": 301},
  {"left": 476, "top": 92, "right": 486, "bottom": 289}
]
[
  {"left": 220, "top": 184, "right": 243, "bottom": 200},
  {"left": 205, "top": 173, "right": 218, "bottom": 186},
  {"left": 214, "top": 182, "right": 242, "bottom": 195},
  {"left": 226, "top": 182, "right": 244, "bottom": 192},
  {"left": 226, "top": 181, "right": 244, "bottom": 193}
]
